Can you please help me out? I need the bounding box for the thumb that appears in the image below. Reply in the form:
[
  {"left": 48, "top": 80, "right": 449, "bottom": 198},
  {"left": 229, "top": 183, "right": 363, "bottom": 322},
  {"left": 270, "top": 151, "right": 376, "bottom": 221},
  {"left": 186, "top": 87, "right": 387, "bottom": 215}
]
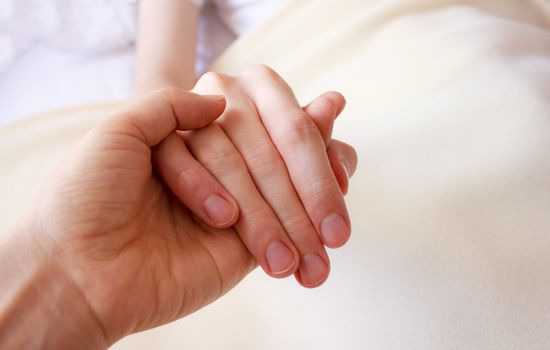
[
  {"left": 109, "top": 87, "right": 226, "bottom": 147},
  {"left": 303, "top": 91, "right": 346, "bottom": 146}
]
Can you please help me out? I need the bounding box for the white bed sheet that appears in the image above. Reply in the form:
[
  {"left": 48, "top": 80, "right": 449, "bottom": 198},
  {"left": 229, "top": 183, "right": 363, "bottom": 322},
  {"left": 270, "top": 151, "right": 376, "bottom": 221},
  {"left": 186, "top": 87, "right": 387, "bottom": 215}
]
[
  {"left": 0, "top": 0, "right": 283, "bottom": 128},
  {"left": 0, "top": 45, "right": 134, "bottom": 127}
]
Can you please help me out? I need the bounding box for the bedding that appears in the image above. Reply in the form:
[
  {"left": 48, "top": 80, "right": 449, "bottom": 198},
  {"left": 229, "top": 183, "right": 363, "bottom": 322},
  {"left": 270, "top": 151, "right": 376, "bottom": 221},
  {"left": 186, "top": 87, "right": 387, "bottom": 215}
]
[
  {"left": 1, "top": 0, "right": 550, "bottom": 349},
  {"left": 0, "top": 0, "right": 283, "bottom": 125}
]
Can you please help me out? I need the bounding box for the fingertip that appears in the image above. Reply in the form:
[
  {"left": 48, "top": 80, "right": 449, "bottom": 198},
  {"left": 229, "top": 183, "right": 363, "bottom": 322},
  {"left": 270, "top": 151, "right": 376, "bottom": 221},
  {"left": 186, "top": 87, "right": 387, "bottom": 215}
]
[
  {"left": 160, "top": 89, "right": 227, "bottom": 131},
  {"left": 324, "top": 231, "right": 351, "bottom": 249},
  {"left": 320, "top": 213, "right": 351, "bottom": 249},
  {"left": 201, "top": 94, "right": 227, "bottom": 109},
  {"left": 264, "top": 240, "right": 299, "bottom": 278},
  {"left": 321, "top": 91, "right": 346, "bottom": 117},
  {"left": 294, "top": 254, "right": 331, "bottom": 288},
  {"left": 191, "top": 94, "right": 227, "bottom": 124},
  {"left": 305, "top": 94, "right": 337, "bottom": 117},
  {"left": 203, "top": 193, "right": 240, "bottom": 228},
  {"left": 304, "top": 95, "right": 336, "bottom": 144}
]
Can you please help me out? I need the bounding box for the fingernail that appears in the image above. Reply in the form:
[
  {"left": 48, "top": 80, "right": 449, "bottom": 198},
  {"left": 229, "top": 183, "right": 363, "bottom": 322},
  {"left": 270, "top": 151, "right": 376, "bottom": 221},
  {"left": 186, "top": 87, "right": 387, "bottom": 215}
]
[
  {"left": 320, "top": 213, "right": 350, "bottom": 247},
  {"left": 203, "top": 194, "right": 237, "bottom": 226},
  {"left": 339, "top": 159, "right": 350, "bottom": 195},
  {"left": 299, "top": 254, "right": 328, "bottom": 287},
  {"left": 340, "top": 159, "right": 349, "bottom": 179},
  {"left": 265, "top": 241, "right": 295, "bottom": 276}
]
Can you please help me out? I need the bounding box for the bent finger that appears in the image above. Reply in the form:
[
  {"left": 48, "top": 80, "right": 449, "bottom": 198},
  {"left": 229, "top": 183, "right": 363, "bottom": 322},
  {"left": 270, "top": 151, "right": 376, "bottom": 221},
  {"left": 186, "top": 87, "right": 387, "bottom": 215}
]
[
  {"left": 153, "top": 132, "right": 239, "bottom": 228},
  {"left": 194, "top": 72, "right": 331, "bottom": 287},
  {"left": 183, "top": 123, "right": 300, "bottom": 278},
  {"left": 239, "top": 65, "right": 351, "bottom": 249},
  {"left": 327, "top": 140, "right": 358, "bottom": 196},
  {"left": 104, "top": 87, "right": 226, "bottom": 147},
  {"left": 303, "top": 91, "right": 346, "bottom": 145}
]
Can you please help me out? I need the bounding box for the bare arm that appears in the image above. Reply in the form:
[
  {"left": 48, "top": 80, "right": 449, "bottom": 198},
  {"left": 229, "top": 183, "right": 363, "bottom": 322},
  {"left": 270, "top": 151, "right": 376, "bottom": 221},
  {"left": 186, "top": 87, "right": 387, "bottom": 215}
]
[
  {"left": 133, "top": 0, "right": 200, "bottom": 95},
  {"left": 0, "top": 228, "right": 107, "bottom": 350}
]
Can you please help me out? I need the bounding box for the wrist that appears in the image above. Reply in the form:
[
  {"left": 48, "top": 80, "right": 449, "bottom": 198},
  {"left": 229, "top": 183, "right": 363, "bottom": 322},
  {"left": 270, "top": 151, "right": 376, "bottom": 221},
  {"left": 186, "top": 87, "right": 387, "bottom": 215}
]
[{"left": 0, "top": 223, "right": 107, "bottom": 350}]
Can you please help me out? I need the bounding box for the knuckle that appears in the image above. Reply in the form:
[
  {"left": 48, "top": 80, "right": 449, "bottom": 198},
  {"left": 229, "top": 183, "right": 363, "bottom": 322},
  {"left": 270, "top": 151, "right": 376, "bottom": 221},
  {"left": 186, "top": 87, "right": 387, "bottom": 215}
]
[
  {"left": 306, "top": 176, "right": 336, "bottom": 203},
  {"left": 281, "top": 210, "right": 315, "bottom": 234},
  {"left": 280, "top": 114, "right": 322, "bottom": 146},
  {"left": 174, "top": 163, "right": 200, "bottom": 188},
  {"left": 244, "top": 64, "right": 279, "bottom": 81},
  {"left": 154, "top": 86, "right": 184, "bottom": 102},
  {"left": 218, "top": 106, "right": 245, "bottom": 124},
  {"left": 244, "top": 142, "right": 283, "bottom": 175},
  {"left": 197, "top": 71, "right": 232, "bottom": 91},
  {"left": 241, "top": 204, "right": 267, "bottom": 221},
  {"left": 240, "top": 205, "right": 280, "bottom": 233},
  {"left": 200, "top": 143, "right": 244, "bottom": 174}
]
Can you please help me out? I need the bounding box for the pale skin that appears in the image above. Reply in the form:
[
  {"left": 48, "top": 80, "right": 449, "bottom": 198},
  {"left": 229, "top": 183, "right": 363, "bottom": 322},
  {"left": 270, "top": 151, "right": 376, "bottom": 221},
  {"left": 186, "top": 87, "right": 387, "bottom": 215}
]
[
  {"left": 134, "top": 0, "right": 357, "bottom": 286},
  {"left": 185, "top": 68, "right": 356, "bottom": 286},
  {"left": 134, "top": 0, "right": 199, "bottom": 93}
]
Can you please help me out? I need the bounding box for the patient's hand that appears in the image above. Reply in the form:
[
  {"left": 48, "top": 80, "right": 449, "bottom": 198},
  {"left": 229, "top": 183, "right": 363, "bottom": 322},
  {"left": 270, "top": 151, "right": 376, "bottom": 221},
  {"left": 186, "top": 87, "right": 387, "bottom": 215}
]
[{"left": 155, "top": 65, "right": 358, "bottom": 287}]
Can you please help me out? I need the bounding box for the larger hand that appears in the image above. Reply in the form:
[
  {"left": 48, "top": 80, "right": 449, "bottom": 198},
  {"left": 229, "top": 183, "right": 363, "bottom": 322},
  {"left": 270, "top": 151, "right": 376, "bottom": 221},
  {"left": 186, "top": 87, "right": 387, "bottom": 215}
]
[{"left": 5, "top": 91, "right": 254, "bottom": 347}]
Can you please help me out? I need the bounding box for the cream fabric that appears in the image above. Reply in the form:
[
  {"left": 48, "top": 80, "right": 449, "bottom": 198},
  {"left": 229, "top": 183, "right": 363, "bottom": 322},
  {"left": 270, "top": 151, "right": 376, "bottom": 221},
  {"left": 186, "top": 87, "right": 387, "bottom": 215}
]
[{"left": 2, "top": 0, "right": 550, "bottom": 349}]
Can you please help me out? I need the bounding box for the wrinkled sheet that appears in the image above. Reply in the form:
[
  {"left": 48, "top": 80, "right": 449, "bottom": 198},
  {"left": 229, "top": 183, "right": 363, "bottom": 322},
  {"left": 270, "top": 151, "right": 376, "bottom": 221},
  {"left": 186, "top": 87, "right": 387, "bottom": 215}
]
[
  {"left": 0, "top": 0, "right": 283, "bottom": 125},
  {"left": 1, "top": 0, "right": 550, "bottom": 349}
]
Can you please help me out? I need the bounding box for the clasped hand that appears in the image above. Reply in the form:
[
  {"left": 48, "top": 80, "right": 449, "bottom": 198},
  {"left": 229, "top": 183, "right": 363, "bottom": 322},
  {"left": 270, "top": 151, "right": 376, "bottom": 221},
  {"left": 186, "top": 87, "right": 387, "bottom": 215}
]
[{"left": 0, "top": 65, "right": 357, "bottom": 348}]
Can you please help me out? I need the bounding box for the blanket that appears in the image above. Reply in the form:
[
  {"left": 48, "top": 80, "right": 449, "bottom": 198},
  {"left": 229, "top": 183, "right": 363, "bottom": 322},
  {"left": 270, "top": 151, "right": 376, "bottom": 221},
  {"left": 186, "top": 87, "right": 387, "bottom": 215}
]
[{"left": 1, "top": 0, "right": 549, "bottom": 348}]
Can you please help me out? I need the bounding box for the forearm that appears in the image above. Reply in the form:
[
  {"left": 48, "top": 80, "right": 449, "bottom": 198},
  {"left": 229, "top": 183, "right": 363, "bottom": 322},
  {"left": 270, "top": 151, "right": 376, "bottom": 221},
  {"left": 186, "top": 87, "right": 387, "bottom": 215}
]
[
  {"left": 134, "top": 0, "right": 200, "bottom": 95},
  {"left": 0, "top": 225, "right": 106, "bottom": 350}
]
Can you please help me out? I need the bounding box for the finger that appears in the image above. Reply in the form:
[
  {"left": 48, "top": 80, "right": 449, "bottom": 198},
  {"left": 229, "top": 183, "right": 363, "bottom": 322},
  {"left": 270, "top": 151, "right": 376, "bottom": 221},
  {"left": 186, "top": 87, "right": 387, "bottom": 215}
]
[
  {"left": 194, "top": 72, "right": 331, "bottom": 287},
  {"left": 239, "top": 65, "right": 351, "bottom": 249},
  {"left": 104, "top": 87, "right": 226, "bottom": 147},
  {"left": 153, "top": 132, "right": 239, "bottom": 228},
  {"left": 321, "top": 91, "right": 347, "bottom": 117},
  {"left": 327, "top": 140, "right": 358, "bottom": 196},
  {"left": 304, "top": 92, "right": 353, "bottom": 197},
  {"left": 220, "top": 95, "right": 331, "bottom": 287},
  {"left": 303, "top": 91, "right": 346, "bottom": 145},
  {"left": 183, "top": 123, "right": 300, "bottom": 278}
]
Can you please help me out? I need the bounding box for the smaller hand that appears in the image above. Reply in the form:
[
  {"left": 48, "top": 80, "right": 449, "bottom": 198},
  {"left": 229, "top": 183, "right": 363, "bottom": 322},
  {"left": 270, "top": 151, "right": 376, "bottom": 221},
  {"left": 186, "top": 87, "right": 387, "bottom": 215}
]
[{"left": 155, "top": 65, "right": 358, "bottom": 287}]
